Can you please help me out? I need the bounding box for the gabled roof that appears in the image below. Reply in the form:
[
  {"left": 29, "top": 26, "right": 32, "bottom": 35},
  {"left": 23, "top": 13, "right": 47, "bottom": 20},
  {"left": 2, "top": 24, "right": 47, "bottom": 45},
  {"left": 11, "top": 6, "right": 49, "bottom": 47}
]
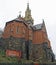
[
  {"left": 6, "top": 16, "right": 25, "bottom": 23},
  {"left": 6, "top": 15, "right": 33, "bottom": 29},
  {"left": 6, "top": 16, "right": 25, "bottom": 26}
]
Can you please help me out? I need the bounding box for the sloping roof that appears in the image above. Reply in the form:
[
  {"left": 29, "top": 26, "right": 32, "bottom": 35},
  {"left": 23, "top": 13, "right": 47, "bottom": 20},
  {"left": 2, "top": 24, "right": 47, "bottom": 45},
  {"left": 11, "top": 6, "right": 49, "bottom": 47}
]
[
  {"left": 6, "top": 16, "right": 25, "bottom": 25},
  {"left": 33, "top": 24, "right": 43, "bottom": 30},
  {"left": 6, "top": 16, "right": 30, "bottom": 28},
  {"left": 10, "top": 17, "right": 24, "bottom": 22}
]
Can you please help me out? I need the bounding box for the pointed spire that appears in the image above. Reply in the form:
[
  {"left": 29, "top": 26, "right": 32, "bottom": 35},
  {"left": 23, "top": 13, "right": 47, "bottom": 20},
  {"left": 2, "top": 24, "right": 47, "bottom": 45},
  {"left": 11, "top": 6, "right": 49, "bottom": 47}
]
[
  {"left": 42, "top": 19, "right": 45, "bottom": 24},
  {"left": 27, "top": 2, "right": 29, "bottom": 10},
  {"left": 42, "top": 19, "right": 48, "bottom": 38},
  {"left": 27, "top": 0, "right": 29, "bottom": 9},
  {"left": 24, "top": 2, "right": 34, "bottom": 25},
  {"left": 42, "top": 19, "right": 45, "bottom": 26}
]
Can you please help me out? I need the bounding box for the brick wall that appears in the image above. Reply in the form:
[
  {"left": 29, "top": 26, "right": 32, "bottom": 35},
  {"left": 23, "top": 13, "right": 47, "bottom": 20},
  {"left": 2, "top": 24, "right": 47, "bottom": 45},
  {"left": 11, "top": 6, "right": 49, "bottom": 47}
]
[
  {"left": 3, "top": 21, "right": 26, "bottom": 38},
  {"left": 33, "top": 30, "right": 44, "bottom": 44}
]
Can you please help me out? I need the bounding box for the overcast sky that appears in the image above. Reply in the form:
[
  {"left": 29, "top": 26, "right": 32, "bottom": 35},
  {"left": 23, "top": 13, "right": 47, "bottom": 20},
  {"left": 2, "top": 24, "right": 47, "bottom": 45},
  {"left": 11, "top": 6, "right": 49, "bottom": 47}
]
[{"left": 0, "top": 0, "right": 56, "bottom": 56}]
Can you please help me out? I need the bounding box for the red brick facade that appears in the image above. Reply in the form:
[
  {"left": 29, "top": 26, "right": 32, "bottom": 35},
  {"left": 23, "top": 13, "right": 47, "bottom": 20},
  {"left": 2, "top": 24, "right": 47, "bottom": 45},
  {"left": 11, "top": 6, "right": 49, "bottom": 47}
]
[
  {"left": 3, "top": 21, "right": 26, "bottom": 38},
  {"left": 3, "top": 21, "right": 33, "bottom": 40},
  {"left": 2, "top": 18, "right": 51, "bottom": 57},
  {"left": 33, "top": 30, "right": 51, "bottom": 48},
  {"left": 0, "top": 3, "right": 55, "bottom": 62}
]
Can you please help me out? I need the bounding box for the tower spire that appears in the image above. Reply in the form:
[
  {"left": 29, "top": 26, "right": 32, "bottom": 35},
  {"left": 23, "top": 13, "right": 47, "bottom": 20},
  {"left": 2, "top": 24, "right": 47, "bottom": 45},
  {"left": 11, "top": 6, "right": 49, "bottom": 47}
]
[
  {"left": 24, "top": 2, "right": 34, "bottom": 25},
  {"left": 27, "top": 1, "right": 29, "bottom": 10}
]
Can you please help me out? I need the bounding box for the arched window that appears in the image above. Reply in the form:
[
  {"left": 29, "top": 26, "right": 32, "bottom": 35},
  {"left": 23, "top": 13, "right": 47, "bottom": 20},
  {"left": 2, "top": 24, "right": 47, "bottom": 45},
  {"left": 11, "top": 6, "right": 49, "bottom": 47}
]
[{"left": 16, "top": 26, "right": 19, "bottom": 34}]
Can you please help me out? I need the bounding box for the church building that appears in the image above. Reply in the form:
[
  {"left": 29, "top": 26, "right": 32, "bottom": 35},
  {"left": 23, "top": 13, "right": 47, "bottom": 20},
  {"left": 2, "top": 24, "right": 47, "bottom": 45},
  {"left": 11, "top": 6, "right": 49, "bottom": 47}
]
[{"left": 0, "top": 3, "right": 55, "bottom": 62}]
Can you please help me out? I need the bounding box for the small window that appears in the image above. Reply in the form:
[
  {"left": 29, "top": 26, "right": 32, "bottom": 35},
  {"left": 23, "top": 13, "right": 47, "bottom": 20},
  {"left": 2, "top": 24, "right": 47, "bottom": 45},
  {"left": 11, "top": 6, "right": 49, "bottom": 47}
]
[{"left": 16, "top": 26, "right": 19, "bottom": 34}]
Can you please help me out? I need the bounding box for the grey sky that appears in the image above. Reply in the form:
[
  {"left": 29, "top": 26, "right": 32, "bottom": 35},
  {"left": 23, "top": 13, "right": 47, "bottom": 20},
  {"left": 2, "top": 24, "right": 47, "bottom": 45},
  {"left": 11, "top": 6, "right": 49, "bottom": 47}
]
[{"left": 0, "top": 0, "right": 56, "bottom": 56}]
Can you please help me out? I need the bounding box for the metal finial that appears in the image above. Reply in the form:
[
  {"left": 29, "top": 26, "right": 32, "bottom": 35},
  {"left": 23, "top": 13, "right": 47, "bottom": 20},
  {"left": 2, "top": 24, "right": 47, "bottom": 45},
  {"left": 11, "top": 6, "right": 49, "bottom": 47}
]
[
  {"left": 19, "top": 11, "right": 21, "bottom": 17},
  {"left": 19, "top": 11, "right": 21, "bottom": 15}
]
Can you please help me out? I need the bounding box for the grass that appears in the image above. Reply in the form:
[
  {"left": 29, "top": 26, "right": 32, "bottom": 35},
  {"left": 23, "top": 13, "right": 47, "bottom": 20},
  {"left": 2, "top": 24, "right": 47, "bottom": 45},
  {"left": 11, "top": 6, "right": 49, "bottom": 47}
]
[
  {"left": 0, "top": 49, "right": 19, "bottom": 63},
  {"left": 0, "top": 55, "right": 19, "bottom": 63}
]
